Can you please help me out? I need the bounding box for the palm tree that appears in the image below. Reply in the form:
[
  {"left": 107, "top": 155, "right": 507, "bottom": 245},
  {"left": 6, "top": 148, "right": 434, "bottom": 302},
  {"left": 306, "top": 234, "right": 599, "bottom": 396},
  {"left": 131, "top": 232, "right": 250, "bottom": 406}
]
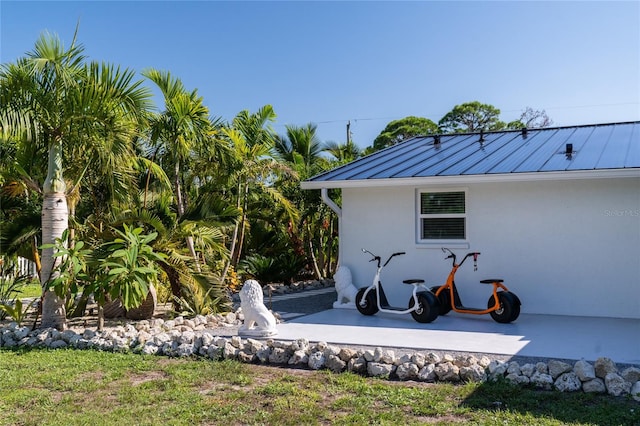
[
  {"left": 0, "top": 123, "right": 48, "bottom": 276},
  {"left": 325, "top": 140, "right": 362, "bottom": 164},
  {"left": 274, "top": 123, "right": 325, "bottom": 173},
  {"left": 142, "top": 69, "right": 215, "bottom": 271},
  {"left": 0, "top": 30, "right": 151, "bottom": 330},
  {"left": 220, "top": 106, "right": 298, "bottom": 279}
]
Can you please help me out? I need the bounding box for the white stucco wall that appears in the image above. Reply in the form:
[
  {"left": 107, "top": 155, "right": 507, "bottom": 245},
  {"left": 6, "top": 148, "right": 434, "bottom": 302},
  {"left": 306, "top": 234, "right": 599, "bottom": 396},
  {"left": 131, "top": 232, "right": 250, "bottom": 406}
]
[{"left": 339, "top": 177, "right": 640, "bottom": 319}]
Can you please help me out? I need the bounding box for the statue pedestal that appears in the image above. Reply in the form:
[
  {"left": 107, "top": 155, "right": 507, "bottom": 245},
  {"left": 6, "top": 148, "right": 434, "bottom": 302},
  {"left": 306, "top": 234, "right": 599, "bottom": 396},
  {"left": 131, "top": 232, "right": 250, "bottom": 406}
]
[{"left": 333, "top": 301, "right": 357, "bottom": 310}]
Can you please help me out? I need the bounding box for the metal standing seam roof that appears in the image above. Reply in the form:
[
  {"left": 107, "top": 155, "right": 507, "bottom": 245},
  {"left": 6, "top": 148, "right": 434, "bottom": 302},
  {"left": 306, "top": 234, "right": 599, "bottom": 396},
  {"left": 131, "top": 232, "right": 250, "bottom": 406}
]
[{"left": 303, "top": 121, "right": 640, "bottom": 188}]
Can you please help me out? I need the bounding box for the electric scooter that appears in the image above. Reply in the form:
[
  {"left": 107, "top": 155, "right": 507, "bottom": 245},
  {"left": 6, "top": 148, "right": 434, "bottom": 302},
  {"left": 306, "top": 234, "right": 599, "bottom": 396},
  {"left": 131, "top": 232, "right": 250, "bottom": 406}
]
[
  {"left": 430, "top": 248, "right": 521, "bottom": 323},
  {"left": 356, "top": 249, "right": 439, "bottom": 323}
]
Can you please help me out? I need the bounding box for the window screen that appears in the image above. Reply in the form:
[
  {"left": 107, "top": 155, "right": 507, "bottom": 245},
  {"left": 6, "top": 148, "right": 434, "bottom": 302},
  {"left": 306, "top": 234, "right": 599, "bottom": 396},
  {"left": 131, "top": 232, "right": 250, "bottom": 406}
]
[{"left": 419, "top": 191, "right": 466, "bottom": 240}]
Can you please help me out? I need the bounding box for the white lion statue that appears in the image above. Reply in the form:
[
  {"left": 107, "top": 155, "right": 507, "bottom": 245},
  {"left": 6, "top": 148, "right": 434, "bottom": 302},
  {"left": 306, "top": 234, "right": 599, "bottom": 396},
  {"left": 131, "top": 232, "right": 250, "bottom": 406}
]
[
  {"left": 333, "top": 266, "right": 358, "bottom": 309},
  {"left": 238, "top": 279, "right": 277, "bottom": 337}
]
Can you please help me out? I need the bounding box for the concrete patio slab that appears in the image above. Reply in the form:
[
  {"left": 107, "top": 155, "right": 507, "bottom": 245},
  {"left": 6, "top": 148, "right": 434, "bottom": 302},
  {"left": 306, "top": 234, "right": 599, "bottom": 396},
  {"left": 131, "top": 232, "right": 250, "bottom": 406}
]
[{"left": 275, "top": 309, "right": 640, "bottom": 365}]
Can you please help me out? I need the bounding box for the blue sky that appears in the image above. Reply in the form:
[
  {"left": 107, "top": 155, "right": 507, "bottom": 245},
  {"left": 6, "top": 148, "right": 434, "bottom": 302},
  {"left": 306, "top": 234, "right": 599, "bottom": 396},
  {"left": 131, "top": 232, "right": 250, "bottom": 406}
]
[{"left": 2, "top": 1, "right": 639, "bottom": 148}]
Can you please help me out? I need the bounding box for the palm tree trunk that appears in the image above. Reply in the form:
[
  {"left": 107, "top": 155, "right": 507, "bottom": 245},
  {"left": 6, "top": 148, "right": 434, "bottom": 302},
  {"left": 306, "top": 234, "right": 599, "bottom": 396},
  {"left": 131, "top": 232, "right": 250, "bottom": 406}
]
[
  {"left": 40, "top": 140, "right": 68, "bottom": 330},
  {"left": 307, "top": 224, "right": 323, "bottom": 279},
  {"left": 160, "top": 262, "right": 182, "bottom": 311},
  {"left": 143, "top": 146, "right": 160, "bottom": 209},
  {"left": 97, "top": 304, "right": 104, "bottom": 331},
  {"left": 220, "top": 181, "right": 243, "bottom": 285},
  {"left": 232, "top": 183, "right": 249, "bottom": 267},
  {"left": 175, "top": 159, "right": 201, "bottom": 272},
  {"left": 31, "top": 236, "right": 41, "bottom": 279}
]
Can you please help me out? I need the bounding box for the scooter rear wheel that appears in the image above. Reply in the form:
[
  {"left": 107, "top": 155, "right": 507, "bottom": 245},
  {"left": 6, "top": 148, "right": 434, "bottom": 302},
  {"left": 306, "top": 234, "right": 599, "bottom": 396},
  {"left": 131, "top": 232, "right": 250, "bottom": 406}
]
[
  {"left": 409, "top": 292, "right": 439, "bottom": 323},
  {"left": 356, "top": 288, "right": 379, "bottom": 316},
  {"left": 488, "top": 291, "right": 521, "bottom": 323}
]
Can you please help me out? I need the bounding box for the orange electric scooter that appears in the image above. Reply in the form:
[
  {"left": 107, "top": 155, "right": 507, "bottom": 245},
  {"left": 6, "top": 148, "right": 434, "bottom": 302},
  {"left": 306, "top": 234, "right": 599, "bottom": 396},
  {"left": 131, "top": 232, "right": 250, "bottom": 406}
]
[{"left": 430, "top": 248, "right": 521, "bottom": 323}]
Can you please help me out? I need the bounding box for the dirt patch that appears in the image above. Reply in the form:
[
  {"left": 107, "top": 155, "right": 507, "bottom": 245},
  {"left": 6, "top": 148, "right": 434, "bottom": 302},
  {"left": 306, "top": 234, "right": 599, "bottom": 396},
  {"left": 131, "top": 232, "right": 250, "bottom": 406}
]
[{"left": 129, "top": 370, "right": 169, "bottom": 386}]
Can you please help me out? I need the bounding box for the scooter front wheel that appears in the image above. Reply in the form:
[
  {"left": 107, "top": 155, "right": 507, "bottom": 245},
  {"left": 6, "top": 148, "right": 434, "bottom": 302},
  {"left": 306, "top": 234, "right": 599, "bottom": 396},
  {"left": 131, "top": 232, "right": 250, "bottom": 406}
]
[
  {"left": 356, "top": 288, "right": 379, "bottom": 316},
  {"left": 430, "top": 286, "right": 452, "bottom": 315},
  {"left": 409, "top": 292, "right": 439, "bottom": 323}
]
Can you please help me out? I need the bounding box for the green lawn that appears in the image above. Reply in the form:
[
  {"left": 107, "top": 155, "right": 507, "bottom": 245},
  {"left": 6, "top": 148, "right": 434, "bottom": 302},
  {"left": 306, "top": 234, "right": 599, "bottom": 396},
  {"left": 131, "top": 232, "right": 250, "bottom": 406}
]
[
  {"left": 15, "top": 281, "right": 41, "bottom": 299},
  {"left": 0, "top": 349, "right": 636, "bottom": 425}
]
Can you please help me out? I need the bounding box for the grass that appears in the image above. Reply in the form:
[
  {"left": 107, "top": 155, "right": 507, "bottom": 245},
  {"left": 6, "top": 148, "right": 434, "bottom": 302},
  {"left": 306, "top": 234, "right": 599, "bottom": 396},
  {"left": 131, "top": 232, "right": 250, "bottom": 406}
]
[
  {"left": 0, "top": 349, "right": 637, "bottom": 425},
  {"left": 15, "top": 281, "right": 42, "bottom": 299}
]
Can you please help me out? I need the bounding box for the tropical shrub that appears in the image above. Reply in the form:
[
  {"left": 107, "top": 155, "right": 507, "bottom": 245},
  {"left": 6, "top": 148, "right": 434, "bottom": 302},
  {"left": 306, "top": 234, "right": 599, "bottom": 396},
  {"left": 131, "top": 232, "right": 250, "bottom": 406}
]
[
  {"left": 0, "top": 262, "right": 34, "bottom": 323},
  {"left": 238, "top": 252, "right": 306, "bottom": 285},
  {"left": 42, "top": 225, "right": 166, "bottom": 329}
]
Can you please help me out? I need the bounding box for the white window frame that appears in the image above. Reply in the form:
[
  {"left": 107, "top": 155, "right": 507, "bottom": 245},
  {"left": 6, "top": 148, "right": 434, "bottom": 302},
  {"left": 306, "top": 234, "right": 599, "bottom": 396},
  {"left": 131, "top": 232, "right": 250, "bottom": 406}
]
[{"left": 415, "top": 188, "right": 469, "bottom": 248}]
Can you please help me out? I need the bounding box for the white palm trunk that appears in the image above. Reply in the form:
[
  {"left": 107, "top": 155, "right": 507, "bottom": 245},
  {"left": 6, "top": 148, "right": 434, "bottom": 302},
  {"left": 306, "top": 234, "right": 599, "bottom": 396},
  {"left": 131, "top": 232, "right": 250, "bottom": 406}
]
[{"left": 40, "top": 141, "right": 68, "bottom": 330}]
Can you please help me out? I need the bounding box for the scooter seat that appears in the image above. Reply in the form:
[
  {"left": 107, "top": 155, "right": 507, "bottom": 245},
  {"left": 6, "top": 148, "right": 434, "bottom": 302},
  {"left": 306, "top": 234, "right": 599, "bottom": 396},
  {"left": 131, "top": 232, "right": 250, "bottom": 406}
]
[
  {"left": 480, "top": 279, "right": 503, "bottom": 284},
  {"left": 403, "top": 279, "right": 425, "bottom": 285}
]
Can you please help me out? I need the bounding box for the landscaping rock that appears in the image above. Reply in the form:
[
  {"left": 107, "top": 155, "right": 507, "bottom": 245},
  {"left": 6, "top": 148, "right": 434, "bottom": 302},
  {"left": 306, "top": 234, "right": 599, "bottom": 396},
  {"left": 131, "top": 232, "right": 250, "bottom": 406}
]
[
  {"left": 418, "top": 364, "right": 437, "bottom": 382},
  {"left": 460, "top": 364, "right": 486, "bottom": 383},
  {"left": 621, "top": 367, "right": 640, "bottom": 384},
  {"left": 396, "top": 362, "right": 419, "bottom": 380},
  {"left": 548, "top": 360, "right": 573, "bottom": 379},
  {"left": 631, "top": 381, "right": 640, "bottom": 402},
  {"left": 325, "top": 355, "right": 346, "bottom": 373},
  {"left": 595, "top": 357, "right": 618, "bottom": 378},
  {"left": 308, "top": 351, "right": 325, "bottom": 370},
  {"left": 435, "top": 362, "right": 460, "bottom": 382},
  {"left": 554, "top": 372, "right": 582, "bottom": 392},
  {"left": 582, "top": 378, "right": 606, "bottom": 394},
  {"left": 604, "top": 372, "right": 631, "bottom": 397},
  {"left": 531, "top": 372, "right": 554, "bottom": 390},
  {"left": 505, "top": 373, "right": 529, "bottom": 386},
  {"left": 1, "top": 305, "right": 637, "bottom": 399},
  {"left": 573, "top": 360, "right": 596, "bottom": 381},
  {"left": 348, "top": 356, "right": 367, "bottom": 374},
  {"left": 368, "top": 362, "right": 394, "bottom": 378},
  {"left": 288, "top": 349, "right": 308, "bottom": 366}
]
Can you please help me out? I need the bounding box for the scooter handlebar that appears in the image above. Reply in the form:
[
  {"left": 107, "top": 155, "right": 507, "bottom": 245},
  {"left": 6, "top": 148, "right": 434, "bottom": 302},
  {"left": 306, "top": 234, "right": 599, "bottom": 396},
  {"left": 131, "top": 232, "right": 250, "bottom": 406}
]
[
  {"left": 383, "top": 251, "right": 405, "bottom": 267},
  {"left": 362, "top": 249, "right": 405, "bottom": 268}
]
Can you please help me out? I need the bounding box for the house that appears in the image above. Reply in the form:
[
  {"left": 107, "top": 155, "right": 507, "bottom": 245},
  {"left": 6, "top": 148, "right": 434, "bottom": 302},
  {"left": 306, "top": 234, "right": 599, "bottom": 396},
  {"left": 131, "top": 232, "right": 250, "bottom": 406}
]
[{"left": 301, "top": 122, "right": 640, "bottom": 319}]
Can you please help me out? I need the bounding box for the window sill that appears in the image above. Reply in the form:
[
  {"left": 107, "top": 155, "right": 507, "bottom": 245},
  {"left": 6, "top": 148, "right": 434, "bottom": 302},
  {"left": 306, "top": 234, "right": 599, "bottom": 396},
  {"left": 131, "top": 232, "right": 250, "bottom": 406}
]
[{"left": 415, "top": 241, "right": 470, "bottom": 250}]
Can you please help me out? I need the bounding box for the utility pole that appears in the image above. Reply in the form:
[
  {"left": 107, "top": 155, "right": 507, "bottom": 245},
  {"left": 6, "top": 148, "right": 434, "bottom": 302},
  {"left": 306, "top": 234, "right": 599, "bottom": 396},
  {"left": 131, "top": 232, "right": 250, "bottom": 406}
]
[{"left": 346, "top": 120, "right": 351, "bottom": 144}]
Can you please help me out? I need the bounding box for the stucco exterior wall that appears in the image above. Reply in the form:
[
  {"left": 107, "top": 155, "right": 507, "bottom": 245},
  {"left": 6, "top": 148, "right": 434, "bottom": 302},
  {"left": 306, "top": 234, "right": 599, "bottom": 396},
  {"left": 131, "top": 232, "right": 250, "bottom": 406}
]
[{"left": 339, "top": 177, "right": 640, "bottom": 319}]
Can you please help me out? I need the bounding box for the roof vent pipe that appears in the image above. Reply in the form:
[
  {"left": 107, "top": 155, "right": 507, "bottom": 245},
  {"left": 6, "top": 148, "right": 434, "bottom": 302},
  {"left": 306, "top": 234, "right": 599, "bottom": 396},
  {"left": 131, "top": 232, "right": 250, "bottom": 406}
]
[
  {"left": 479, "top": 130, "right": 485, "bottom": 143},
  {"left": 522, "top": 128, "right": 528, "bottom": 138},
  {"left": 433, "top": 135, "right": 441, "bottom": 146},
  {"left": 566, "top": 143, "right": 573, "bottom": 155}
]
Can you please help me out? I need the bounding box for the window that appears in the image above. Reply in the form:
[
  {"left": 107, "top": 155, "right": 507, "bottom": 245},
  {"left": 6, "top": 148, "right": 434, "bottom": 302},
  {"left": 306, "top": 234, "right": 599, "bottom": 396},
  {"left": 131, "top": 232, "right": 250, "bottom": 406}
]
[{"left": 418, "top": 191, "right": 466, "bottom": 241}]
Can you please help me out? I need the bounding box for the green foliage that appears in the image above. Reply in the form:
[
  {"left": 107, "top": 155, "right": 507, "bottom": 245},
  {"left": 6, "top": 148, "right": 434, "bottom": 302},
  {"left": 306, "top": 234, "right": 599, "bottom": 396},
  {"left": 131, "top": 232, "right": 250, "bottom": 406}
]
[
  {"left": 169, "top": 264, "right": 231, "bottom": 317},
  {"left": 41, "top": 230, "right": 93, "bottom": 297},
  {"left": 238, "top": 252, "right": 306, "bottom": 285},
  {"left": 0, "top": 297, "right": 37, "bottom": 325},
  {"left": 238, "top": 254, "right": 278, "bottom": 284},
  {"left": 0, "top": 263, "right": 35, "bottom": 322},
  {"left": 41, "top": 225, "right": 166, "bottom": 311},
  {"left": 373, "top": 116, "right": 439, "bottom": 151},
  {"left": 274, "top": 123, "right": 325, "bottom": 171},
  {"left": 172, "top": 280, "right": 227, "bottom": 317},
  {"left": 94, "top": 224, "right": 166, "bottom": 310},
  {"left": 438, "top": 101, "right": 506, "bottom": 133}
]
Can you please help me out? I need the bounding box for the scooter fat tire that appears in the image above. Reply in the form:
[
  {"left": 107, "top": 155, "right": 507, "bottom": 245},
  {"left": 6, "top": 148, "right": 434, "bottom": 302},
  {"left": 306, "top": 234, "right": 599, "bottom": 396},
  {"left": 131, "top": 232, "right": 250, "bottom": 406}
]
[
  {"left": 409, "top": 292, "right": 439, "bottom": 323},
  {"left": 430, "top": 286, "right": 452, "bottom": 315},
  {"left": 488, "top": 291, "right": 521, "bottom": 323},
  {"left": 356, "top": 288, "right": 379, "bottom": 316}
]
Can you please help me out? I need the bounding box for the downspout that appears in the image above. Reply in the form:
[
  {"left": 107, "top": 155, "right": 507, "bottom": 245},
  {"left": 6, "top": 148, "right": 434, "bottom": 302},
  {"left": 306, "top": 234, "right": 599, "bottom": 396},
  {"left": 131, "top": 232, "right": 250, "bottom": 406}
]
[{"left": 321, "top": 188, "right": 342, "bottom": 267}]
